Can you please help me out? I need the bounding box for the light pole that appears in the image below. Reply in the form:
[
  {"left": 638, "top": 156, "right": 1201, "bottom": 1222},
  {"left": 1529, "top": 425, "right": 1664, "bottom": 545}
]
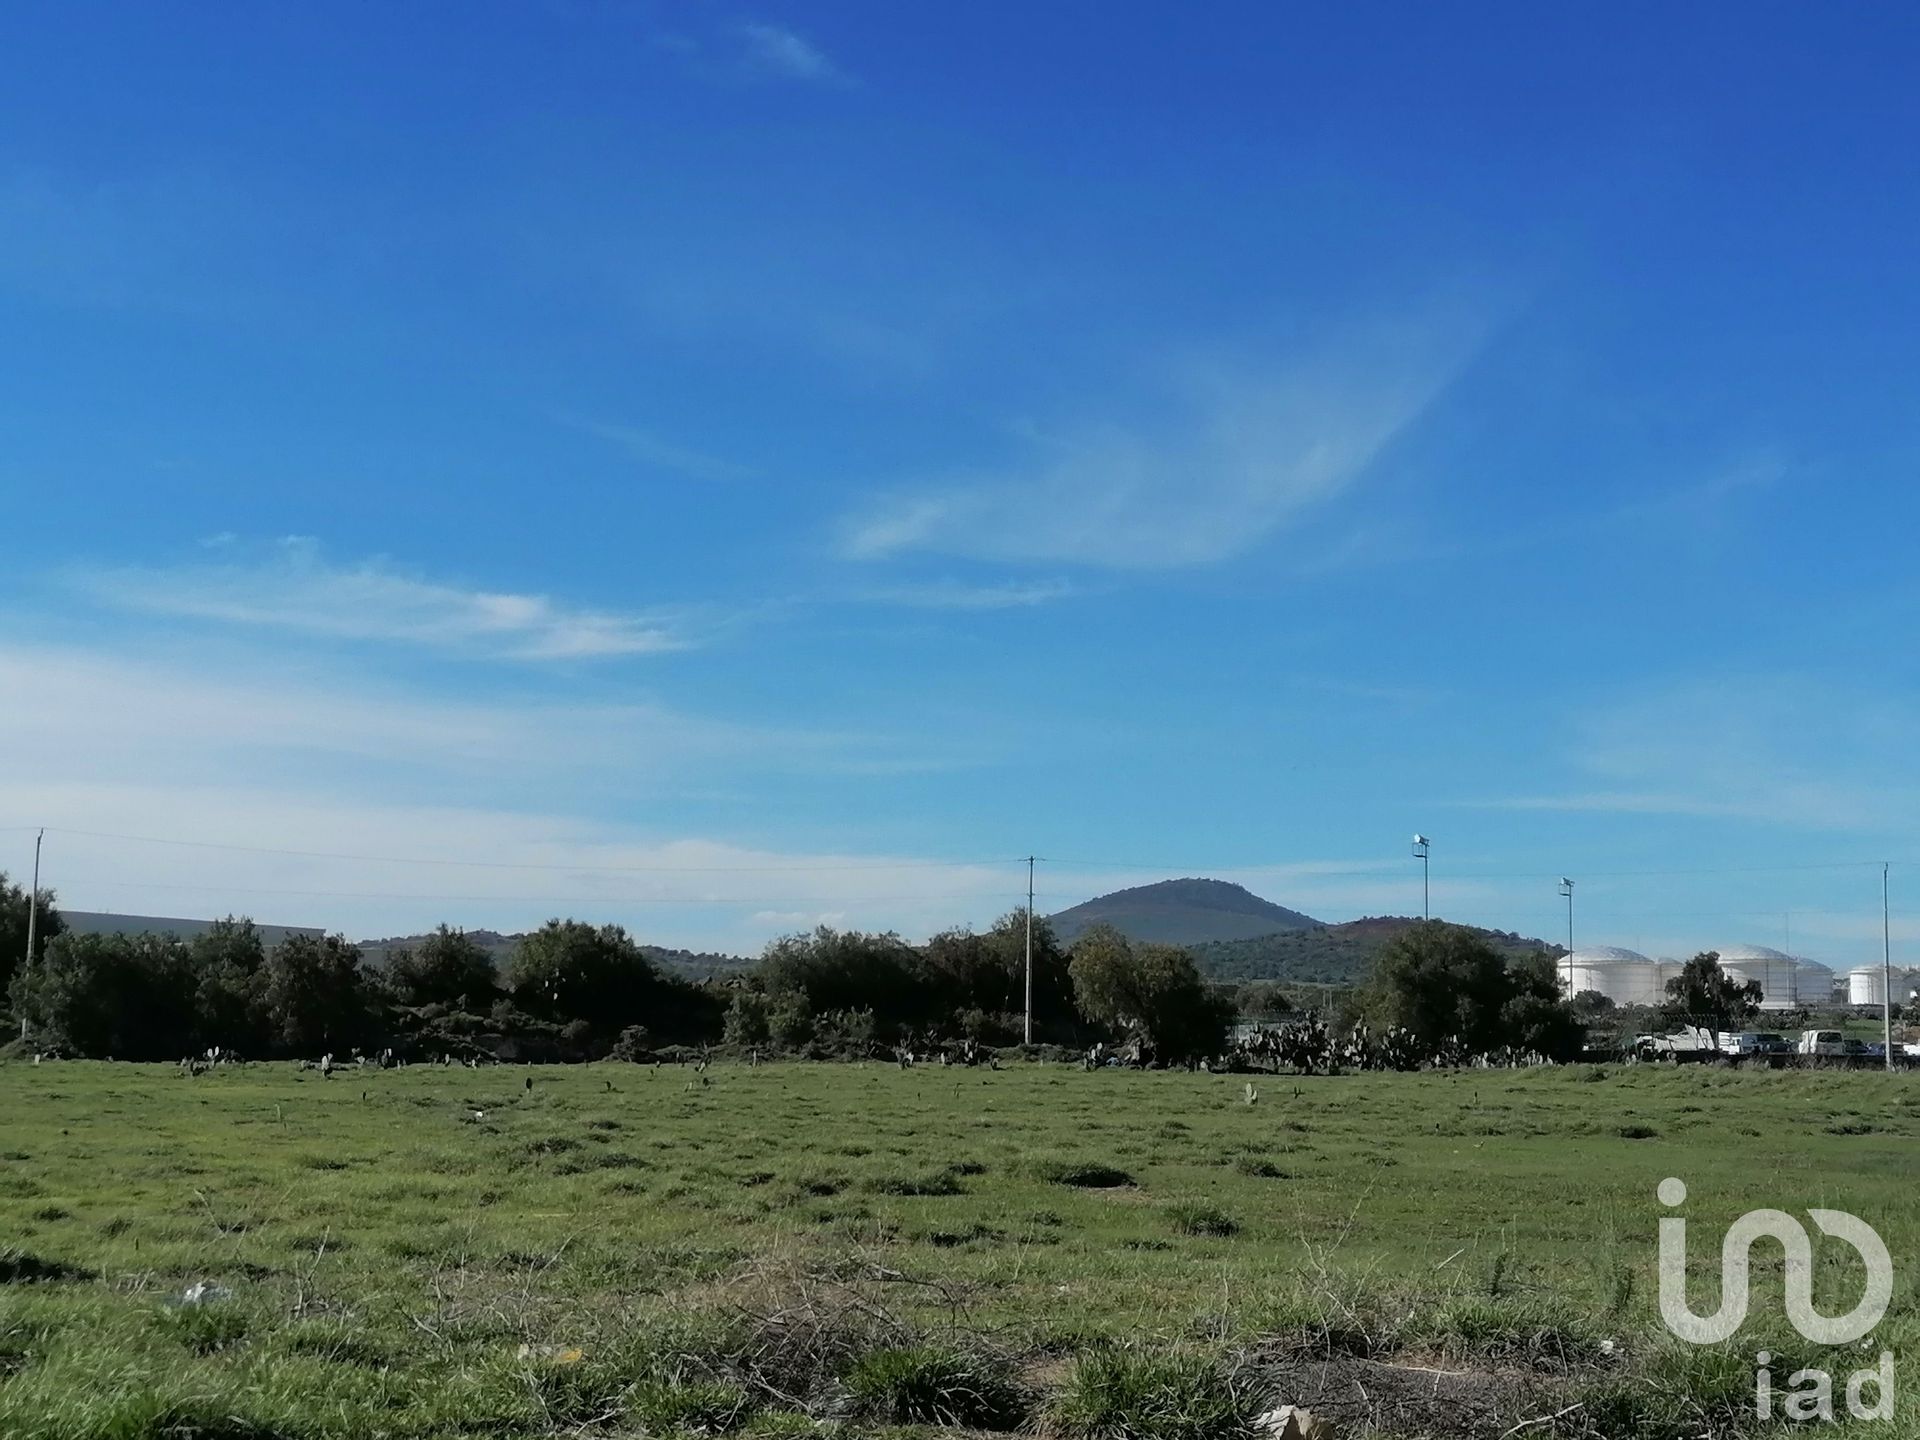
[
  {"left": 1559, "top": 877, "right": 1575, "bottom": 989},
  {"left": 20, "top": 829, "right": 42, "bottom": 1043},
  {"left": 1412, "top": 835, "right": 1430, "bottom": 921},
  {"left": 1883, "top": 863, "right": 1894, "bottom": 1073},
  {"left": 1023, "top": 856, "right": 1035, "bottom": 1046}
]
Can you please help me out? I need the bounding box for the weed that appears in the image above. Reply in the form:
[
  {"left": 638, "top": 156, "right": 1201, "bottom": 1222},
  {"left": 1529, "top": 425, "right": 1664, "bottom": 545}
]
[{"left": 844, "top": 1344, "right": 1026, "bottom": 1428}]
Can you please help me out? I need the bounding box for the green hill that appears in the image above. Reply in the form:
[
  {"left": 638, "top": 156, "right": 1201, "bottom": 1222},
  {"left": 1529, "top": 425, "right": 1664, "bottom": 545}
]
[
  {"left": 1049, "top": 878, "right": 1321, "bottom": 945},
  {"left": 1190, "top": 916, "right": 1558, "bottom": 986}
]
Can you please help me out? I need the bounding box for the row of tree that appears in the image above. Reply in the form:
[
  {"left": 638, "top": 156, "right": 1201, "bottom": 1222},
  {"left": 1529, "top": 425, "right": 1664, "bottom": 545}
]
[{"left": 2, "top": 874, "right": 1590, "bottom": 1064}]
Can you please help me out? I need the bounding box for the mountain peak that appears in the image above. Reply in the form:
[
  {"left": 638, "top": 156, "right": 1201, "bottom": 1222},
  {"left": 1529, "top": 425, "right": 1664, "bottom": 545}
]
[{"left": 1049, "top": 877, "right": 1321, "bottom": 946}]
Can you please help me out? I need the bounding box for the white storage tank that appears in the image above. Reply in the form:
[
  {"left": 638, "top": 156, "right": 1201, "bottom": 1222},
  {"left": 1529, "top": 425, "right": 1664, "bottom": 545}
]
[
  {"left": 1793, "top": 958, "right": 1835, "bottom": 1007},
  {"left": 1715, "top": 943, "right": 1798, "bottom": 1011},
  {"left": 1847, "top": 965, "right": 1888, "bottom": 1007},
  {"left": 1560, "top": 946, "right": 1662, "bottom": 1007}
]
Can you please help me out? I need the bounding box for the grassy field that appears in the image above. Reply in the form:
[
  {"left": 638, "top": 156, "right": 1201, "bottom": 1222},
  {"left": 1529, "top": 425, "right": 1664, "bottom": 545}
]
[{"left": 1, "top": 1060, "right": 1916, "bottom": 1438}]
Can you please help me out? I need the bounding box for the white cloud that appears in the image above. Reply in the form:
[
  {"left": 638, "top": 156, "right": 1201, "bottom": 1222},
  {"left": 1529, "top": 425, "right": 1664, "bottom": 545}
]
[
  {"left": 735, "top": 22, "right": 846, "bottom": 83},
  {"left": 0, "top": 638, "right": 993, "bottom": 948},
  {"left": 840, "top": 328, "right": 1471, "bottom": 569},
  {"left": 1455, "top": 676, "right": 1919, "bottom": 832},
  {"left": 856, "top": 578, "right": 1076, "bottom": 610},
  {"left": 74, "top": 540, "right": 685, "bottom": 661},
  {"left": 569, "top": 417, "right": 755, "bottom": 482}
]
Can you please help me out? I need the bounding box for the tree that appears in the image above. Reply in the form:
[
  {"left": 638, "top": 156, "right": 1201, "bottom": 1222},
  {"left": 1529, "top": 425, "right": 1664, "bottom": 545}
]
[
  {"left": 257, "top": 934, "right": 373, "bottom": 1055},
  {"left": 723, "top": 989, "right": 771, "bottom": 1047},
  {"left": 759, "top": 927, "right": 928, "bottom": 1037},
  {"left": 1367, "top": 922, "right": 1582, "bottom": 1058},
  {"left": 0, "top": 870, "right": 65, "bottom": 1002},
  {"left": 1499, "top": 953, "right": 1586, "bottom": 1060},
  {"left": 1569, "top": 989, "right": 1617, "bottom": 1017},
  {"left": 17, "top": 931, "right": 199, "bottom": 1059},
  {"left": 1236, "top": 980, "right": 1294, "bottom": 1019},
  {"left": 387, "top": 925, "right": 499, "bottom": 1009},
  {"left": 507, "top": 920, "right": 660, "bottom": 1024},
  {"left": 921, "top": 909, "right": 1076, "bottom": 1040},
  {"left": 190, "top": 917, "right": 269, "bottom": 1053},
  {"left": 1661, "top": 951, "right": 1761, "bottom": 1047},
  {"left": 1068, "top": 925, "right": 1233, "bottom": 1061},
  {"left": 505, "top": 919, "right": 718, "bottom": 1044}
]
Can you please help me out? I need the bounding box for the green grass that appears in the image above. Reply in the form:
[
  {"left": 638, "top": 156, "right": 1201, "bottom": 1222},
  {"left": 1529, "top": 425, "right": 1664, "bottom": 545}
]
[{"left": 1, "top": 1059, "right": 1918, "bottom": 1436}]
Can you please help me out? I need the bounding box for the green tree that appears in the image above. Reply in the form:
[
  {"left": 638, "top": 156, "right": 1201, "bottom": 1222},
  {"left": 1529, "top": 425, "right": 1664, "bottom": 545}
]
[
  {"left": 722, "top": 989, "right": 771, "bottom": 1047},
  {"left": 1068, "top": 925, "right": 1232, "bottom": 1061},
  {"left": 190, "top": 917, "right": 269, "bottom": 1053},
  {"left": 1368, "top": 922, "right": 1581, "bottom": 1057},
  {"left": 258, "top": 934, "right": 373, "bottom": 1055},
  {"left": 759, "top": 926, "right": 928, "bottom": 1036},
  {"left": 0, "top": 870, "right": 65, "bottom": 1002},
  {"left": 388, "top": 925, "right": 499, "bottom": 1009},
  {"left": 17, "top": 931, "right": 198, "bottom": 1059},
  {"left": 507, "top": 920, "right": 659, "bottom": 1022},
  {"left": 506, "top": 919, "right": 717, "bottom": 1044},
  {"left": 922, "top": 909, "right": 1076, "bottom": 1039},
  {"left": 1236, "top": 980, "right": 1294, "bottom": 1019},
  {"left": 1661, "top": 951, "right": 1761, "bottom": 1046}
]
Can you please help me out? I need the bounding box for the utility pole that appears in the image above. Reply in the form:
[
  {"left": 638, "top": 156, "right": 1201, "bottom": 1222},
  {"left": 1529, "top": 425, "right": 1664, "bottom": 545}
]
[
  {"left": 1023, "top": 856, "right": 1035, "bottom": 1045},
  {"left": 20, "top": 829, "right": 42, "bottom": 1043},
  {"left": 1884, "top": 863, "right": 1894, "bottom": 1073}
]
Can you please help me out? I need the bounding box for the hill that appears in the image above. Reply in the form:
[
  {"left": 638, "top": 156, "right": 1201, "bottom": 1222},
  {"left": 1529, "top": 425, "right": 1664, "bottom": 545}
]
[
  {"left": 64, "top": 911, "right": 323, "bottom": 948},
  {"left": 1189, "top": 916, "right": 1559, "bottom": 987},
  {"left": 1048, "top": 878, "right": 1322, "bottom": 946}
]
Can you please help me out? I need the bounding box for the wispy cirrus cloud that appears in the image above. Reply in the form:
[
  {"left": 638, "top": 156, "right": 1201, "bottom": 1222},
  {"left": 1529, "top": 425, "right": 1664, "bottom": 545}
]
[
  {"left": 1453, "top": 676, "right": 1919, "bottom": 832},
  {"left": 854, "top": 577, "right": 1077, "bottom": 610},
  {"left": 73, "top": 538, "right": 686, "bottom": 661},
  {"left": 568, "top": 416, "right": 756, "bottom": 482},
  {"left": 0, "top": 639, "right": 1009, "bottom": 947},
  {"left": 840, "top": 322, "right": 1475, "bottom": 569},
  {"left": 734, "top": 22, "right": 847, "bottom": 84}
]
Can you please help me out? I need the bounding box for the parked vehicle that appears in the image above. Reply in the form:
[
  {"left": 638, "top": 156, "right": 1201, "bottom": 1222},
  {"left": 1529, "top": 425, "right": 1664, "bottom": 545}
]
[
  {"left": 1718, "top": 1032, "right": 1764, "bottom": 1056},
  {"left": 1797, "top": 1029, "right": 1848, "bottom": 1057},
  {"left": 1637, "top": 1025, "right": 1719, "bottom": 1061},
  {"left": 1753, "top": 1033, "right": 1792, "bottom": 1055}
]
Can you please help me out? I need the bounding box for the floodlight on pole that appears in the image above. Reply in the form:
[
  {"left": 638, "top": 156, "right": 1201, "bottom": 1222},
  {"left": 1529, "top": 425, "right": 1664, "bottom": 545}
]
[
  {"left": 1411, "top": 835, "right": 1430, "bottom": 921},
  {"left": 1558, "top": 877, "right": 1575, "bottom": 991},
  {"left": 1883, "top": 863, "right": 1894, "bottom": 1073},
  {"left": 1023, "top": 856, "right": 1036, "bottom": 1046}
]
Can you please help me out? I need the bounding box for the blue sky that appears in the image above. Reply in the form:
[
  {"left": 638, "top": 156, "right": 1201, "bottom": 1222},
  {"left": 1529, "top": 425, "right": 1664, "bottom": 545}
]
[{"left": 5, "top": 2, "right": 1920, "bottom": 961}]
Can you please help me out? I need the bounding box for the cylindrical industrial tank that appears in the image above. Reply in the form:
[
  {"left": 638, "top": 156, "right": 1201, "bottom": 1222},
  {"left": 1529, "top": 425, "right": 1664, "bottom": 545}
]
[
  {"left": 1715, "top": 944, "right": 1798, "bottom": 1011},
  {"left": 1793, "top": 958, "right": 1834, "bottom": 1007},
  {"left": 1560, "top": 946, "right": 1661, "bottom": 1007},
  {"left": 1847, "top": 965, "right": 1888, "bottom": 1007}
]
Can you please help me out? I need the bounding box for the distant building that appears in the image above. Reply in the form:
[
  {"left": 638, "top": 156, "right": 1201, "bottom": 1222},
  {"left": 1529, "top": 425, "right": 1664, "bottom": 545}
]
[{"left": 61, "top": 911, "right": 325, "bottom": 948}]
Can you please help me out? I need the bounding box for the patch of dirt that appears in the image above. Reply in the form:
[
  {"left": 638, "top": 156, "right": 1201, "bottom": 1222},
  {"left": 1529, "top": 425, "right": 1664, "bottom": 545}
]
[
  {"left": 0, "top": 1249, "right": 95, "bottom": 1285},
  {"left": 1248, "top": 1346, "right": 1587, "bottom": 1439}
]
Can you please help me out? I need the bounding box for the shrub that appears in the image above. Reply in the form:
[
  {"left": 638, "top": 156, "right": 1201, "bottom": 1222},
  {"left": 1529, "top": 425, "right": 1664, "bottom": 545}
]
[
  {"left": 628, "top": 1379, "right": 753, "bottom": 1433},
  {"left": 1166, "top": 1202, "right": 1238, "bottom": 1238},
  {"left": 1048, "top": 1348, "right": 1258, "bottom": 1440},
  {"left": 844, "top": 1345, "right": 1026, "bottom": 1429}
]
